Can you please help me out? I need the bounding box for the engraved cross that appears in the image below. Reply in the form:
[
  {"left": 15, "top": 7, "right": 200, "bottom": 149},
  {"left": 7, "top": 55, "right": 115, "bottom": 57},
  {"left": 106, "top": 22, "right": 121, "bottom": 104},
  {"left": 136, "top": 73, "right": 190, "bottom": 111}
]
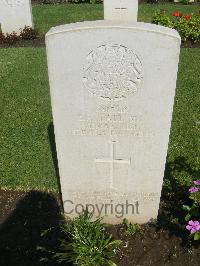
[
  {"left": 114, "top": 0, "right": 127, "bottom": 19},
  {"left": 95, "top": 141, "right": 130, "bottom": 189}
]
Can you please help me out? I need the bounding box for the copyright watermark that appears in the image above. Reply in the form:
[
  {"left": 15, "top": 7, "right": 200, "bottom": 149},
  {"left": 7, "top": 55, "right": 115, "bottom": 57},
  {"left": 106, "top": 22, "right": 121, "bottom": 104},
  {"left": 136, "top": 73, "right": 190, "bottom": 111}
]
[{"left": 64, "top": 200, "right": 140, "bottom": 218}]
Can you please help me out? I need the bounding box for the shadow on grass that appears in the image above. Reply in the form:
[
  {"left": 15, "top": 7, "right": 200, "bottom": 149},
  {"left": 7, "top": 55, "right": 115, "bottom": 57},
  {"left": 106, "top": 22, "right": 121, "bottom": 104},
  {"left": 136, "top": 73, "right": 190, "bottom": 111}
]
[
  {"left": 0, "top": 191, "right": 72, "bottom": 266},
  {"left": 48, "top": 122, "right": 64, "bottom": 213},
  {"left": 158, "top": 156, "right": 200, "bottom": 246}
]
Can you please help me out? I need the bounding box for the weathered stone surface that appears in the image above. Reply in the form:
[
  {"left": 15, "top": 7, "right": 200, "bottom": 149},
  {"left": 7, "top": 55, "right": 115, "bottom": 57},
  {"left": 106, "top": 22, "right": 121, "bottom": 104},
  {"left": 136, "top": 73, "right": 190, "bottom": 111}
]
[
  {"left": 0, "top": 0, "right": 33, "bottom": 34},
  {"left": 104, "top": 0, "right": 138, "bottom": 22},
  {"left": 46, "top": 21, "right": 181, "bottom": 224}
]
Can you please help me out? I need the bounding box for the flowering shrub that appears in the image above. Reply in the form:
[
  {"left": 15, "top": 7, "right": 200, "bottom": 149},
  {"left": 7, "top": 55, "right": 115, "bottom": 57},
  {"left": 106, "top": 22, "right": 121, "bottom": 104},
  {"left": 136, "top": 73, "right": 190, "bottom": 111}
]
[
  {"left": 20, "top": 26, "right": 38, "bottom": 40},
  {"left": 183, "top": 179, "right": 200, "bottom": 241},
  {"left": 4, "top": 32, "right": 20, "bottom": 45},
  {"left": 0, "top": 27, "right": 37, "bottom": 45},
  {"left": 152, "top": 10, "right": 200, "bottom": 43},
  {"left": 152, "top": 10, "right": 173, "bottom": 27},
  {"left": 186, "top": 221, "right": 200, "bottom": 235},
  {"left": 0, "top": 32, "right": 6, "bottom": 44}
]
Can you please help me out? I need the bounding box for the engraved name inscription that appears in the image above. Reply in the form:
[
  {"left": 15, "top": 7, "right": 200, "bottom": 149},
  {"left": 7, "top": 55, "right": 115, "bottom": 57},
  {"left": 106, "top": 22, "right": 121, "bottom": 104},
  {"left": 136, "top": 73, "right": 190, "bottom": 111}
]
[
  {"left": 5, "top": 0, "right": 21, "bottom": 7},
  {"left": 68, "top": 191, "right": 159, "bottom": 203},
  {"left": 82, "top": 44, "right": 142, "bottom": 101},
  {"left": 71, "top": 103, "right": 144, "bottom": 137}
]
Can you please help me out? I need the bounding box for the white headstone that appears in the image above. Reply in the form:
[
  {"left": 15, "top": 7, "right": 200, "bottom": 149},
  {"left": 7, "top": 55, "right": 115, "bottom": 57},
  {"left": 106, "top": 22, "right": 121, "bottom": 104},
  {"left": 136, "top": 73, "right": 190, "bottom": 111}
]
[
  {"left": 46, "top": 21, "right": 181, "bottom": 224},
  {"left": 0, "top": 0, "right": 33, "bottom": 34},
  {"left": 104, "top": 0, "right": 138, "bottom": 22},
  {"left": 174, "top": 0, "right": 194, "bottom": 2}
]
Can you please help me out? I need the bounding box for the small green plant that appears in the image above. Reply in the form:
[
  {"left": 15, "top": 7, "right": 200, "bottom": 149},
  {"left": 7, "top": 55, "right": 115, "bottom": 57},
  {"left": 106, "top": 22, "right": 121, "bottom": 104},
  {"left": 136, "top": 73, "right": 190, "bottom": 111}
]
[
  {"left": 0, "top": 32, "right": 6, "bottom": 44},
  {"left": 20, "top": 26, "right": 37, "bottom": 40},
  {"left": 181, "top": 0, "right": 190, "bottom": 5},
  {"left": 152, "top": 10, "right": 173, "bottom": 28},
  {"left": 4, "top": 31, "right": 20, "bottom": 45},
  {"left": 122, "top": 218, "right": 140, "bottom": 236},
  {"left": 54, "top": 212, "right": 122, "bottom": 266},
  {"left": 183, "top": 179, "right": 200, "bottom": 241},
  {"left": 0, "top": 26, "right": 37, "bottom": 45}
]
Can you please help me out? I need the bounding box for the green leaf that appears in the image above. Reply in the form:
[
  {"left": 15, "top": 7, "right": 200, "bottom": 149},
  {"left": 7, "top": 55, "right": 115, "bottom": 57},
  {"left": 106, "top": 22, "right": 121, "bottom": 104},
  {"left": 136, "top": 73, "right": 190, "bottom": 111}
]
[
  {"left": 182, "top": 205, "right": 191, "bottom": 211},
  {"left": 185, "top": 213, "right": 191, "bottom": 221},
  {"left": 194, "top": 232, "right": 200, "bottom": 241}
]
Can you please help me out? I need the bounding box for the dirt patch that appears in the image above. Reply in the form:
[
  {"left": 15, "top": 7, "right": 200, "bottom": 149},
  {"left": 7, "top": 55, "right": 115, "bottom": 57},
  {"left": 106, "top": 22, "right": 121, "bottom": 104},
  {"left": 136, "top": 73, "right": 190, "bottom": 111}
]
[
  {"left": 0, "top": 190, "right": 64, "bottom": 266},
  {"left": 0, "top": 189, "right": 199, "bottom": 266},
  {"left": 112, "top": 224, "right": 200, "bottom": 266},
  {"left": 0, "top": 37, "right": 45, "bottom": 49},
  {"left": 181, "top": 41, "right": 200, "bottom": 48}
]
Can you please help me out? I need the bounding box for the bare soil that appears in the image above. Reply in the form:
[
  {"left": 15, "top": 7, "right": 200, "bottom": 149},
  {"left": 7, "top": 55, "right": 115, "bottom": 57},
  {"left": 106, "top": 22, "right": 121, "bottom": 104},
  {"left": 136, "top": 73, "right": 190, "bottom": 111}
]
[
  {"left": 0, "top": 189, "right": 199, "bottom": 266},
  {"left": 0, "top": 37, "right": 45, "bottom": 48}
]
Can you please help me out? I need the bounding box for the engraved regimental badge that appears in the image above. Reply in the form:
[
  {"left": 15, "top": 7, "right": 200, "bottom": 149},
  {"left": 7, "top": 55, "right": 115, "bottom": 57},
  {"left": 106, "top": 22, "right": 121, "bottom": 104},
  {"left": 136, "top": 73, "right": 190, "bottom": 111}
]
[
  {"left": 5, "top": 0, "right": 22, "bottom": 7},
  {"left": 83, "top": 44, "right": 143, "bottom": 101}
]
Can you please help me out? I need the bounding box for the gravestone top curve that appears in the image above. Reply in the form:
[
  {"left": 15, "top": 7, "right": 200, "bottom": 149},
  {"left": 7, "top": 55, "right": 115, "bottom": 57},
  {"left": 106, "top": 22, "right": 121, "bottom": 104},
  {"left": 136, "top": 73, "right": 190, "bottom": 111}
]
[{"left": 46, "top": 21, "right": 181, "bottom": 41}]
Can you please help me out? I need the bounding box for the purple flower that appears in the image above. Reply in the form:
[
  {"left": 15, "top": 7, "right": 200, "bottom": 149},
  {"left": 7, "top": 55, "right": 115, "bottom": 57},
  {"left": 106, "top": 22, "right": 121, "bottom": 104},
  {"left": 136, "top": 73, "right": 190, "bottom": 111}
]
[
  {"left": 188, "top": 187, "right": 199, "bottom": 193},
  {"left": 194, "top": 180, "right": 200, "bottom": 186},
  {"left": 186, "top": 220, "right": 200, "bottom": 234}
]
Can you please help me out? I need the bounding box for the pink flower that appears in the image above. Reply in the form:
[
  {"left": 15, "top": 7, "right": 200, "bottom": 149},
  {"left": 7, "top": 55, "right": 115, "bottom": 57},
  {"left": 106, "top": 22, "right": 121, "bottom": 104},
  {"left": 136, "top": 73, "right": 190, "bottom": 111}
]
[
  {"left": 194, "top": 180, "right": 200, "bottom": 185},
  {"left": 186, "top": 220, "right": 200, "bottom": 234},
  {"left": 189, "top": 187, "right": 199, "bottom": 193}
]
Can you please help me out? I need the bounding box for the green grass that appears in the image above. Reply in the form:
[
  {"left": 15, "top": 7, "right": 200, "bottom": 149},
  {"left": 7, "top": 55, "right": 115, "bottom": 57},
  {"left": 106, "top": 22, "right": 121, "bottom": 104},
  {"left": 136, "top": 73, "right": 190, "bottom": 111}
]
[
  {"left": 0, "top": 3, "right": 200, "bottom": 190},
  {"left": 33, "top": 4, "right": 103, "bottom": 35},
  {"left": 0, "top": 48, "right": 56, "bottom": 190},
  {"left": 0, "top": 48, "right": 199, "bottom": 190},
  {"left": 32, "top": 3, "right": 199, "bottom": 35},
  {"left": 166, "top": 49, "right": 200, "bottom": 188},
  {"left": 138, "top": 3, "right": 199, "bottom": 23}
]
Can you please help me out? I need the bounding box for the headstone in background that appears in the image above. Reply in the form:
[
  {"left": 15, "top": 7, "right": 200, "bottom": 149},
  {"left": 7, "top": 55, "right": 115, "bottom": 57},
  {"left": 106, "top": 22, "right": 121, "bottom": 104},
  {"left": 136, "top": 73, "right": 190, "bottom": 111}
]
[
  {"left": 104, "top": 0, "right": 138, "bottom": 22},
  {"left": 174, "top": 0, "right": 194, "bottom": 2},
  {"left": 46, "top": 21, "right": 180, "bottom": 224},
  {"left": 0, "top": 0, "right": 33, "bottom": 34}
]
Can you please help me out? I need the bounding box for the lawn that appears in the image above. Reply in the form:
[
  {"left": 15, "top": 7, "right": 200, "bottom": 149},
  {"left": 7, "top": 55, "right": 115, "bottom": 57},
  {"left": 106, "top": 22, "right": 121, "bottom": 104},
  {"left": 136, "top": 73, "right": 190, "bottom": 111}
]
[
  {"left": 0, "top": 47, "right": 199, "bottom": 191},
  {"left": 0, "top": 48, "right": 56, "bottom": 190},
  {"left": 0, "top": 3, "right": 200, "bottom": 191},
  {"left": 32, "top": 3, "right": 200, "bottom": 35}
]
